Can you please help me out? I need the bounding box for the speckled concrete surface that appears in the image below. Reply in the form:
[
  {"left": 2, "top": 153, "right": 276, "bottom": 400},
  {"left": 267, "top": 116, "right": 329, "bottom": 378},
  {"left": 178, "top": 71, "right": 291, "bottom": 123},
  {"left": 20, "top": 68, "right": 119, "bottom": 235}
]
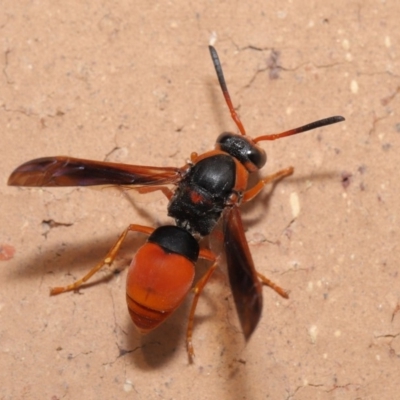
[{"left": 1, "top": 2, "right": 399, "bottom": 399}]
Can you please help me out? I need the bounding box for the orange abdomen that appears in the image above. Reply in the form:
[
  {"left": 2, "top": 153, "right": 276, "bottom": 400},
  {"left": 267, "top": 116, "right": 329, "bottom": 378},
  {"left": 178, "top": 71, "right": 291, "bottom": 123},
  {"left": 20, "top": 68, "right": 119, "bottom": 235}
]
[{"left": 126, "top": 242, "right": 195, "bottom": 332}]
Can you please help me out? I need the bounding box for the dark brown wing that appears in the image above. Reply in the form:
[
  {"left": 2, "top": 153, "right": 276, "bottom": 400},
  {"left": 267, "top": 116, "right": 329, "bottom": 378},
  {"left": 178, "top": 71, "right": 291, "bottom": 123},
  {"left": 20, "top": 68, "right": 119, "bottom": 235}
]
[
  {"left": 8, "top": 156, "right": 182, "bottom": 187},
  {"left": 223, "top": 206, "right": 263, "bottom": 340}
]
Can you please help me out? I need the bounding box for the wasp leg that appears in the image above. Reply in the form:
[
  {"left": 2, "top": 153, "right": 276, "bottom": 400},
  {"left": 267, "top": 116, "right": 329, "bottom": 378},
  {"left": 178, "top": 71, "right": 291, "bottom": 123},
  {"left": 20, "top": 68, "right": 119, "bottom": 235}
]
[
  {"left": 243, "top": 167, "right": 294, "bottom": 203},
  {"left": 257, "top": 271, "right": 289, "bottom": 299},
  {"left": 186, "top": 248, "right": 217, "bottom": 361},
  {"left": 134, "top": 185, "right": 174, "bottom": 200},
  {"left": 50, "top": 224, "right": 154, "bottom": 295}
]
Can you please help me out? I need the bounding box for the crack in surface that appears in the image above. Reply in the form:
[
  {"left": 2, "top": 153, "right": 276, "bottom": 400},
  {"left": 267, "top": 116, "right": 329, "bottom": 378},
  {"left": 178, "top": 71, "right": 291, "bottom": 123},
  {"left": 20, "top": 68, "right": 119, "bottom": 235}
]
[
  {"left": 2, "top": 48, "right": 13, "bottom": 84},
  {"left": 1, "top": 103, "right": 66, "bottom": 119}
]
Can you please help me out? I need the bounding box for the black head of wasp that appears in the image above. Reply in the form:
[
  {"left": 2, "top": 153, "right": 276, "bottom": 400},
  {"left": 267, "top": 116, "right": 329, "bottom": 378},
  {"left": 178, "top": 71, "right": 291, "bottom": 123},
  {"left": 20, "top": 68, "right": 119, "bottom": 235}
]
[{"left": 8, "top": 46, "right": 344, "bottom": 360}]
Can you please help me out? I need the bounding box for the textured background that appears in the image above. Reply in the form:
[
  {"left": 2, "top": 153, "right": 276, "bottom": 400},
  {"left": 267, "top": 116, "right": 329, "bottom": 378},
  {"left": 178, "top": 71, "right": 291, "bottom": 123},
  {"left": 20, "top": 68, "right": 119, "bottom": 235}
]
[{"left": 1, "top": 1, "right": 399, "bottom": 399}]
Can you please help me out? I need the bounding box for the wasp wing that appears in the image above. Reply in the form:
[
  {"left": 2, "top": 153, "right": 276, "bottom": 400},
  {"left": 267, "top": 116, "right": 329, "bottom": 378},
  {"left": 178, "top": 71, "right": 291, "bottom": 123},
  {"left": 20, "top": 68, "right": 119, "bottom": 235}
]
[
  {"left": 8, "top": 156, "right": 182, "bottom": 187},
  {"left": 223, "top": 206, "right": 263, "bottom": 340}
]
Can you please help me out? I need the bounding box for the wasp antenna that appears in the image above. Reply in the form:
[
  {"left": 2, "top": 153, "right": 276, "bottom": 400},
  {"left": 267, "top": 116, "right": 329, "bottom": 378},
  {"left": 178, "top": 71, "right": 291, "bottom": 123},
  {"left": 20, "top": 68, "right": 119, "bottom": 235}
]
[
  {"left": 209, "top": 46, "right": 247, "bottom": 136},
  {"left": 254, "top": 115, "right": 345, "bottom": 143}
]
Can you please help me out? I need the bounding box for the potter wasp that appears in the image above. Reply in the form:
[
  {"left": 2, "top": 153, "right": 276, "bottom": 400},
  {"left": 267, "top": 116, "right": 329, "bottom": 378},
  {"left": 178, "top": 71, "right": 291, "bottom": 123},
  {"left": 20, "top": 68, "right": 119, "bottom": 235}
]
[{"left": 8, "top": 46, "right": 344, "bottom": 358}]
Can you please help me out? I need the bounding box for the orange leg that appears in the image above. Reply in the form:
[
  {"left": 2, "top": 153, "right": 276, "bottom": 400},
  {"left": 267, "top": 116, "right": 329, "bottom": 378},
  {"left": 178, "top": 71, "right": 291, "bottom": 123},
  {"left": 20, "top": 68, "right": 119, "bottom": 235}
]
[
  {"left": 243, "top": 167, "right": 293, "bottom": 299},
  {"left": 50, "top": 224, "right": 154, "bottom": 295},
  {"left": 134, "top": 185, "right": 174, "bottom": 200},
  {"left": 186, "top": 248, "right": 217, "bottom": 361},
  {"left": 190, "top": 152, "right": 199, "bottom": 163},
  {"left": 257, "top": 272, "right": 289, "bottom": 299},
  {"left": 242, "top": 167, "right": 294, "bottom": 203}
]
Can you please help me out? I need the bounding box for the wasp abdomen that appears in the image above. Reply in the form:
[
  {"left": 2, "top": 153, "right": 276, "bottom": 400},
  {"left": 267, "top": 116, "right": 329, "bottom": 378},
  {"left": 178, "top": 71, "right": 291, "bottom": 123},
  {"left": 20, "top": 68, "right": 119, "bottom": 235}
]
[{"left": 126, "top": 227, "right": 198, "bottom": 332}]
